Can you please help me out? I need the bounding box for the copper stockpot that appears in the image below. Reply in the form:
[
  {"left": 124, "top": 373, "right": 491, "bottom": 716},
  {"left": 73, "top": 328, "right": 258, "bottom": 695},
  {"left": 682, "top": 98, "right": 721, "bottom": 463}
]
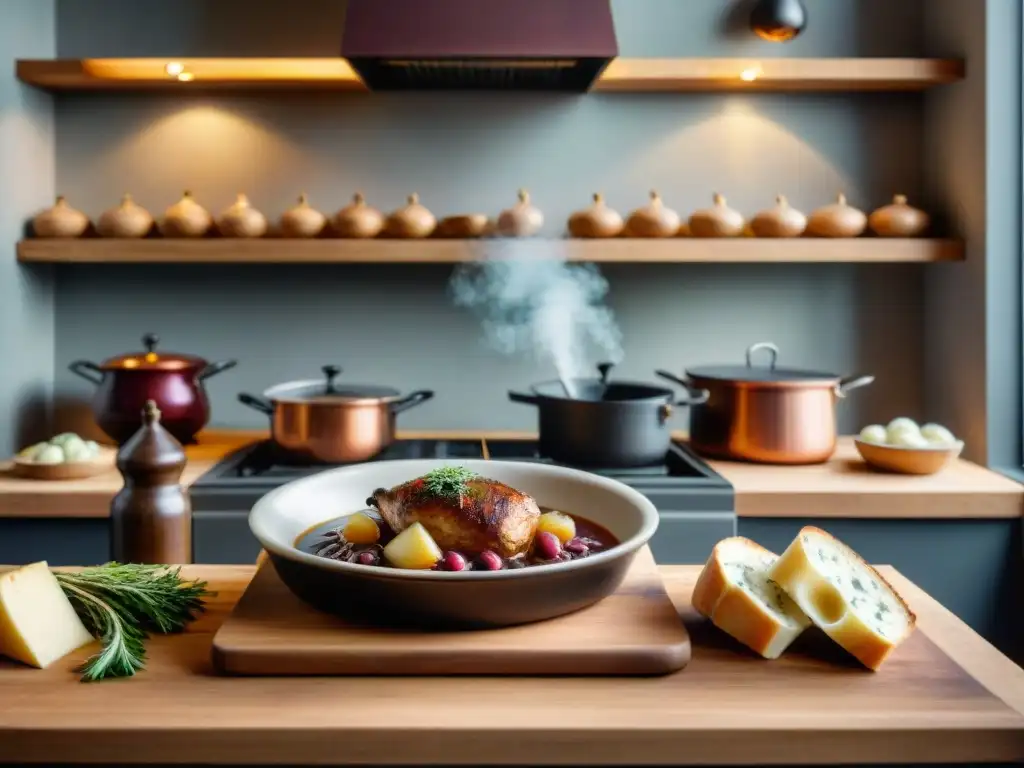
[
  {"left": 657, "top": 342, "right": 874, "bottom": 465},
  {"left": 238, "top": 365, "right": 434, "bottom": 463}
]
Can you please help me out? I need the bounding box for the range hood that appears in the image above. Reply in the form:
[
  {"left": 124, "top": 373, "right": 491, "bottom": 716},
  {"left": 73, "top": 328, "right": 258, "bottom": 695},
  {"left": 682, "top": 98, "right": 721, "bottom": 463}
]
[{"left": 340, "top": 0, "right": 618, "bottom": 91}]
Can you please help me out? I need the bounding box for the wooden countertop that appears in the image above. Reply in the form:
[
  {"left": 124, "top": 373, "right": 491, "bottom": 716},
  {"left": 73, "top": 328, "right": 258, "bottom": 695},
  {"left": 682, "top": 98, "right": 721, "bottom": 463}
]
[
  {"left": 0, "top": 564, "right": 1021, "bottom": 766},
  {"left": 0, "top": 430, "right": 1019, "bottom": 519}
]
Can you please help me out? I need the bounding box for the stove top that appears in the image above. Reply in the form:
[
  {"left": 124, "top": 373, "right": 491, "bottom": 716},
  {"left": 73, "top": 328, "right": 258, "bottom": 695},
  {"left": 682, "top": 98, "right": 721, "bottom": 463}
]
[{"left": 189, "top": 437, "right": 731, "bottom": 499}]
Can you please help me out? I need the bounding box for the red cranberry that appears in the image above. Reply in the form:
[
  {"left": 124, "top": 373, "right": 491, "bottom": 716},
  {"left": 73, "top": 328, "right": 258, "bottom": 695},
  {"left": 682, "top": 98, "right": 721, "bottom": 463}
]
[
  {"left": 565, "top": 538, "right": 589, "bottom": 556},
  {"left": 441, "top": 551, "right": 467, "bottom": 572},
  {"left": 477, "top": 550, "right": 504, "bottom": 571},
  {"left": 534, "top": 531, "right": 562, "bottom": 560},
  {"left": 356, "top": 550, "right": 379, "bottom": 566}
]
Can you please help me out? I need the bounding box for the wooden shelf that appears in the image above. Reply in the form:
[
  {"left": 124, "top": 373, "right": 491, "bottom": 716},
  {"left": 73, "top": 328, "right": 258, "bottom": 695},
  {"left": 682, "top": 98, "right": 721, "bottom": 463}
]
[
  {"left": 16, "top": 57, "right": 964, "bottom": 93},
  {"left": 16, "top": 238, "right": 964, "bottom": 264}
]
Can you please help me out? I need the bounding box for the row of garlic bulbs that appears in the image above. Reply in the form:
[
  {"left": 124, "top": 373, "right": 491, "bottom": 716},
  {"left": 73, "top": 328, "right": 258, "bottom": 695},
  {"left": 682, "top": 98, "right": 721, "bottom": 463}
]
[
  {"left": 574, "top": 191, "right": 931, "bottom": 239},
  {"left": 31, "top": 190, "right": 542, "bottom": 240},
  {"left": 30, "top": 188, "right": 930, "bottom": 240}
]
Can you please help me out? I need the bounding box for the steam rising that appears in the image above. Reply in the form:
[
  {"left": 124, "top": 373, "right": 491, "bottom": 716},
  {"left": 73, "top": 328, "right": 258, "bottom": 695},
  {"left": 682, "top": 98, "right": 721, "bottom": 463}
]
[{"left": 449, "top": 241, "right": 624, "bottom": 396}]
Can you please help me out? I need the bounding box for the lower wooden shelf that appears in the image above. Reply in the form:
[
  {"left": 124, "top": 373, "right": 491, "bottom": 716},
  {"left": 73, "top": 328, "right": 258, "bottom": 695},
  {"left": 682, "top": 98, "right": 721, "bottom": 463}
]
[{"left": 16, "top": 238, "right": 964, "bottom": 264}]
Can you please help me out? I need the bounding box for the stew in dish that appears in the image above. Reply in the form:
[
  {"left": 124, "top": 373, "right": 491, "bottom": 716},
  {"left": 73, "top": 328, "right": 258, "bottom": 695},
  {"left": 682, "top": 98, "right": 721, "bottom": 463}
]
[{"left": 296, "top": 466, "right": 618, "bottom": 571}]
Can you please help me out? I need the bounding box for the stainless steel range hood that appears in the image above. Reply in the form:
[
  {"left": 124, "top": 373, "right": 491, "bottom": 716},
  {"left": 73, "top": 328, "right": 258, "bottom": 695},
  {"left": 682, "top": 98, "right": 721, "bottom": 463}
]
[{"left": 340, "top": 0, "right": 619, "bottom": 91}]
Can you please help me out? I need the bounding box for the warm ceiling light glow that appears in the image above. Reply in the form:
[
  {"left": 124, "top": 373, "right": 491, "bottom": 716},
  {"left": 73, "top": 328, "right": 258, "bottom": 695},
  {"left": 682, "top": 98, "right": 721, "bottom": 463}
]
[
  {"left": 739, "top": 67, "right": 761, "bottom": 82},
  {"left": 165, "top": 61, "right": 184, "bottom": 76},
  {"left": 177, "top": 72, "right": 195, "bottom": 82}
]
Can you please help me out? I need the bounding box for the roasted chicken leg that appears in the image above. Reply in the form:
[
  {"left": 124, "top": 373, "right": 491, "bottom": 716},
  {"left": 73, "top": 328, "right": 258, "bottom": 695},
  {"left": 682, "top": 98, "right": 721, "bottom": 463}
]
[{"left": 368, "top": 468, "right": 540, "bottom": 558}]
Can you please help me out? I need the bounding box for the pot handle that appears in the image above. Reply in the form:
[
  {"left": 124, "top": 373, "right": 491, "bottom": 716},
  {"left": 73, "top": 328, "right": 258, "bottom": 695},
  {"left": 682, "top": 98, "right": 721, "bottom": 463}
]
[
  {"left": 508, "top": 390, "right": 540, "bottom": 406},
  {"left": 237, "top": 393, "right": 274, "bottom": 416},
  {"left": 746, "top": 342, "right": 779, "bottom": 369},
  {"left": 654, "top": 370, "right": 711, "bottom": 406},
  {"left": 835, "top": 374, "right": 875, "bottom": 398},
  {"left": 391, "top": 390, "right": 434, "bottom": 415},
  {"left": 197, "top": 360, "right": 238, "bottom": 381},
  {"left": 69, "top": 360, "right": 104, "bottom": 386}
]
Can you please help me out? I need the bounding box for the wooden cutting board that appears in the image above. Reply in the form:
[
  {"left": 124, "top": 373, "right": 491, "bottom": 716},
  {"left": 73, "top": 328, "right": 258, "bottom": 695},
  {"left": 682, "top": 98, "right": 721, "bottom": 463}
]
[{"left": 211, "top": 545, "right": 690, "bottom": 676}]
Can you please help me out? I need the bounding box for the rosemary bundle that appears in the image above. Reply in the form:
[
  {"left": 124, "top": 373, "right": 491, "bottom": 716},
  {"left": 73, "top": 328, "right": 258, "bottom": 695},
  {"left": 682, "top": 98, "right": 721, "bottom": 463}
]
[{"left": 55, "top": 563, "right": 213, "bottom": 682}]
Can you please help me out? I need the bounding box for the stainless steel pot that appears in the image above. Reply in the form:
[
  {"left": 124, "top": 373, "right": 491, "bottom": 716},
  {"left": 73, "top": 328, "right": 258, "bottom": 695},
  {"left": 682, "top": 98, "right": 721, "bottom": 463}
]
[
  {"left": 238, "top": 365, "right": 433, "bottom": 463},
  {"left": 657, "top": 342, "right": 874, "bottom": 465}
]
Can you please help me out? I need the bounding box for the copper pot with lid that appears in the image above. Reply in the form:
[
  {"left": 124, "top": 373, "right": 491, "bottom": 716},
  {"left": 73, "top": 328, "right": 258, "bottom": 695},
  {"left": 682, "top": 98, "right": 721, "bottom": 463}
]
[
  {"left": 657, "top": 342, "right": 874, "bottom": 465},
  {"left": 238, "top": 365, "right": 434, "bottom": 463},
  {"left": 69, "top": 333, "right": 237, "bottom": 445}
]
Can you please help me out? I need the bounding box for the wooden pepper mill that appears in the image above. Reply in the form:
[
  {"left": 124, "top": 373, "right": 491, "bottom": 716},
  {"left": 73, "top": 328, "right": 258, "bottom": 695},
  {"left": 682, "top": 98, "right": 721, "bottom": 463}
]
[{"left": 110, "top": 399, "right": 192, "bottom": 564}]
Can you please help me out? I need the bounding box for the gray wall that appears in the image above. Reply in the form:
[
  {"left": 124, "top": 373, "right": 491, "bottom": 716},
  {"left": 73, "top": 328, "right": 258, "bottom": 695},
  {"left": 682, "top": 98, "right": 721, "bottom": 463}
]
[
  {"left": 1, "top": 1, "right": 56, "bottom": 453},
  {"left": 52, "top": 0, "right": 933, "bottom": 434}
]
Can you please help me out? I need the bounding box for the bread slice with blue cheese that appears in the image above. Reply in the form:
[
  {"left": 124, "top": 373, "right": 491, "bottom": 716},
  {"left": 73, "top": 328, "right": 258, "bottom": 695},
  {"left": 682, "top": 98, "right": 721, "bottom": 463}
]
[
  {"left": 692, "top": 537, "right": 812, "bottom": 659},
  {"left": 768, "top": 526, "right": 916, "bottom": 671}
]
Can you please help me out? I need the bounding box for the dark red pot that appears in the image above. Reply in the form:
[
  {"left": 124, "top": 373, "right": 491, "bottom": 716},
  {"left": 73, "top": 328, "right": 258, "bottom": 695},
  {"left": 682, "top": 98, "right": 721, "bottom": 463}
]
[{"left": 69, "top": 333, "right": 236, "bottom": 445}]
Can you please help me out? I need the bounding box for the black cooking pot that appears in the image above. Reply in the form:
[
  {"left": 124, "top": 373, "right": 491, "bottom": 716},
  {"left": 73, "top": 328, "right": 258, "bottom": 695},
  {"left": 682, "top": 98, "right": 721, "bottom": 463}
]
[{"left": 508, "top": 363, "right": 710, "bottom": 468}]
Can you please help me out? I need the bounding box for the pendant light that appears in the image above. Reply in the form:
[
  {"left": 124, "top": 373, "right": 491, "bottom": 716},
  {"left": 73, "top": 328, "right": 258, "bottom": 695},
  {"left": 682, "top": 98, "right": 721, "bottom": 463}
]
[{"left": 750, "top": 0, "right": 807, "bottom": 42}]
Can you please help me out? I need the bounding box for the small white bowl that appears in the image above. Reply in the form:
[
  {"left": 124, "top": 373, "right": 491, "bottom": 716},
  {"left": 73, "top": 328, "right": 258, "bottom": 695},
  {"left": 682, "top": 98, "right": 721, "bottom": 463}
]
[{"left": 854, "top": 438, "right": 964, "bottom": 475}]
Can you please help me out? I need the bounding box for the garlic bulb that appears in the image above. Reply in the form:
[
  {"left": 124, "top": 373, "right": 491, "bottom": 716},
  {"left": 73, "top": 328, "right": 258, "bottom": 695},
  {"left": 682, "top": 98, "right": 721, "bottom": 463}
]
[
  {"left": 384, "top": 193, "right": 437, "bottom": 238},
  {"left": 567, "top": 193, "right": 624, "bottom": 238},
  {"left": 216, "top": 193, "right": 268, "bottom": 238},
  {"left": 868, "top": 194, "right": 930, "bottom": 237},
  {"left": 625, "top": 190, "right": 680, "bottom": 238},
  {"left": 688, "top": 193, "right": 745, "bottom": 238},
  {"left": 496, "top": 189, "right": 544, "bottom": 237},
  {"left": 750, "top": 195, "right": 807, "bottom": 238},
  {"left": 333, "top": 193, "right": 385, "bottom": 238},
  {"left": 32, "top": 196, "right": 90, "bottom": 238},
  {"left": 159, "top": 191, "right": 212, "bottom": 238},
  {"left": 806, "top": 193, "right": 867, "bottom": 238},
  {"left": 435, "top": 214, "right": 489, "bottom": 238},
  {"left": 97, "top": 194, "right": 153, "bottom": 238},
  {"left": 279, "top": 193, "right": 326, "bottom": 238}
]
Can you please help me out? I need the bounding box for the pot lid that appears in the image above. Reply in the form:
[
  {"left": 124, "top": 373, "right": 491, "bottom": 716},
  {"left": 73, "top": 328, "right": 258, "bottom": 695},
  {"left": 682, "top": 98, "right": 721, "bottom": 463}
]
[
  {"left": 531, "top": 379, "right": 672, "bottom": 403},
  {"left": 685, "top": 342, "right": 840, "bottom": 384},
  {"left": 101, "top": 333, "right": 207, "bottom": 371},
  {"left": 264, "top": 365, "right": 403, "bottom": 403}
]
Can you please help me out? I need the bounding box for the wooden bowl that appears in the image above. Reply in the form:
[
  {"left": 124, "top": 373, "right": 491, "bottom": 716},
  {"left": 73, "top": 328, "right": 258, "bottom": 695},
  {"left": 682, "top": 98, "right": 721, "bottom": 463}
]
[
  {"left": 11, "top": 447, "right": 116, "bottom": 481},
  {"left": 854, "top": 439, "right": 964, "bottom": 475}
]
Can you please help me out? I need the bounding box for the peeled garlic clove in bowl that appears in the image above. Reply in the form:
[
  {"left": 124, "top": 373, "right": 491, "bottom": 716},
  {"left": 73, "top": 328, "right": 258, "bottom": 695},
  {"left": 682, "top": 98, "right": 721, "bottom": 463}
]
[
  {"left": 496, "top": 189, "right": 544, "bottom": 237},
  {"left": 688, "top": 193, "right": 745, "bottom": 238},
  {"left": 97, "top": 194, "right": 154, "bottom": 238},
  {"left": 32, "top": 196, "right": 90, "bottom": 238},
  {"left": 159, "top": 191, "right": 212, "bottom": 238},
  {"left": 567, "top": 193, "right": 624, "bottom": 238},
  {"left": 216, "top": 193, "right": 268, "bottom": 238},
  {"left": 868, "top": 194, "right": 930, "bottom": 237},
  {"left": 625, "top": 190, "right": 680, "bottom": 238},
  {"left": 750, "top": 195, "right": 807, "bottom": 238},
  {"left": 279, "top": 193, "right": 326, "bottom": 238},
  {"left": 806, "top": 193, "right": 867, "bottom": 238}
]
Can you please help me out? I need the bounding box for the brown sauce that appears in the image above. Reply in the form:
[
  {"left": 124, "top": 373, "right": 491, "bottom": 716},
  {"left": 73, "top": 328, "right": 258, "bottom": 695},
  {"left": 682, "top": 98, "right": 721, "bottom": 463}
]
[{"left": 297, "top": 506, "right": 619, "bottom": 572}]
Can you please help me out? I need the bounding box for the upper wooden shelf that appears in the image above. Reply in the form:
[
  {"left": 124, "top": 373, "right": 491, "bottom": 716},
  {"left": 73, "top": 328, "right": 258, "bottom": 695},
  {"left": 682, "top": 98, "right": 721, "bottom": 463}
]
[
  {"left": 16, "top": 57, "right": 964, "bottom": 93},
  {"left": 16, "top": 238, "right": 964, "bottom": 264}
]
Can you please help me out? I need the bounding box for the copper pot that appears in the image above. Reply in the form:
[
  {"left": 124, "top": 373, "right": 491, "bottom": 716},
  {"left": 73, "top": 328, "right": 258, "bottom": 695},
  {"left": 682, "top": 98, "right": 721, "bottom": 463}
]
[
  {"left": 238, "top": 365, "right": 434, "bottom": 463},
  {"left": 657, "top": 342, "right": 874, "bottom": 465},
  {"left": 69, "top": 333, "right": 237, "bottom": 445}
]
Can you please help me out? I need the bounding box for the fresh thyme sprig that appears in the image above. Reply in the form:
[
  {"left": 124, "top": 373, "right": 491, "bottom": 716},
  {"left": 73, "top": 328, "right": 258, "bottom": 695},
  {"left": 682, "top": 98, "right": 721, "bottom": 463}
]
[
  {"left": 55, "top": 563, "right": 213, "bottom": 682},
  {"left": 421, "top": 465, "right": 477, "bottom": 501}
]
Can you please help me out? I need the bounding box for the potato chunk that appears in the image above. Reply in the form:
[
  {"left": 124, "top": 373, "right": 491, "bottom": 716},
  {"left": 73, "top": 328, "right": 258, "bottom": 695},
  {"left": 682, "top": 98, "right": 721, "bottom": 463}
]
[
  {"left": 537, "top": 511, "right": 576, "bottom": 545},
  {"left": 342, "top": 512, "right": 380, "bottom": 545},
  {"left": 382, "top": 522, "right": 442, "bottom": 570}
]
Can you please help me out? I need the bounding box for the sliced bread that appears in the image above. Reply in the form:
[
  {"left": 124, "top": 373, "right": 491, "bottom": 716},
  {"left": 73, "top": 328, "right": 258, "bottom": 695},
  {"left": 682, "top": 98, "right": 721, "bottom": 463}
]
[
  {"left": 768, "top": 526, "right": 916, "bottom": 671},
  {"left": 692, "top": 536, "right": 812, "bottom": 659}
]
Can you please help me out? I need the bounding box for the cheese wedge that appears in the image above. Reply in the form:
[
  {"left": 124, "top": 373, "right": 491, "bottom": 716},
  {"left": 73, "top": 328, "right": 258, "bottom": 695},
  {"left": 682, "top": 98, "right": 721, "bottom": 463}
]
[
  {"left": 692, "top": 537, "right": 811, "bottom": 659},
  {"left": 0, "top": 562, "right": 94, "bottom": 668},
  {"left": 768, "top": 526, "right": 916, "bottom": 671}
]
